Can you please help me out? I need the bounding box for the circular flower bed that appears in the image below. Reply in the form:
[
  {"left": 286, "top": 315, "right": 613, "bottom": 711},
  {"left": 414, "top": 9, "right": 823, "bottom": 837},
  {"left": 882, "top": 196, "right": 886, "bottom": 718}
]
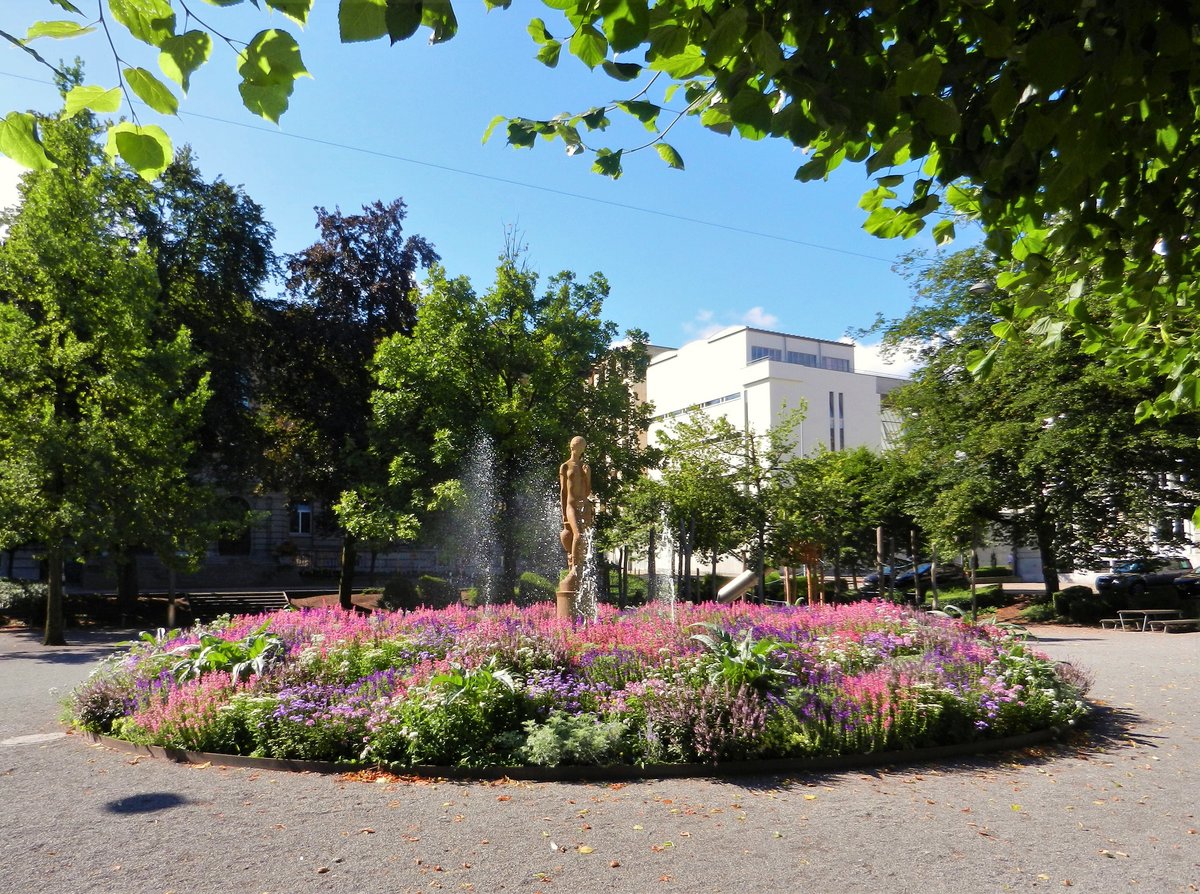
[{"left": 66, "top": 601, "right": 1090, "bottom": 770}]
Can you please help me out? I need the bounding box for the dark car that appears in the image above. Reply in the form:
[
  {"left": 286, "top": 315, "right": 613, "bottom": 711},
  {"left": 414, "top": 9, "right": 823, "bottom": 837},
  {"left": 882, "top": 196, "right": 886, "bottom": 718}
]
[
  {"left": 1173, "top": 571, "right": 1200, "bottom": 598},
  {"left": 857, "top": 564, "right": 901, "bottom": 595},
  {"left": 1096, "top": 557, "right": 1193, "bottom": 596},
  {"left": 894, "top": 562, "right": 967, "bottom": 591}
]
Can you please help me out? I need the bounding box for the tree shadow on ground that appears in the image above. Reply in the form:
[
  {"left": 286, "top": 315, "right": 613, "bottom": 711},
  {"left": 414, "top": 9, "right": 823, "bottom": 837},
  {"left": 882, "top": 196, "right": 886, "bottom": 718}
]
[
  {"left": 726, "top": 701, "right": 1144, "bottom": 793},
  {"left": 104, "top": 792, "right": 193, "bottom": 814},
  {"left": 0, "top": 628, "right": 135, "bottom": 665}
]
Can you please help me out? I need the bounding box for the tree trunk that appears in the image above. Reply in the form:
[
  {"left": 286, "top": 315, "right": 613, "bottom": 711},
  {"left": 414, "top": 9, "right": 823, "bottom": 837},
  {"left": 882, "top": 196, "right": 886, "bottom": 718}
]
[
  {"left": 910, "top": 528, "right": 923, "bottom": 607},
  {"left": 338, "top": 533, "right": 357, "bottom": 611},
  {"left": 1034, "top": 513, "right": 1060, "bottom": 597},
  {"left": 711, "top": 555, "right": 718, "bottom": 601},
  {"left": 43, "top": 540, "right": 67, "bottom": 646},
  {"left": 116, "top": 551, "right": 139, "bottom": 621}
]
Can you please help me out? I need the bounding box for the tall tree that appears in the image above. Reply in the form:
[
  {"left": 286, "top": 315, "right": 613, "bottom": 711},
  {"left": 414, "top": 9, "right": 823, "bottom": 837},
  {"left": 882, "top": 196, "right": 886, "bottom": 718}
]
[
  {"left": 879, "top": 247, "right": 1200, "bottom": 595},
  {"left": 0, "top": 101, "right": 209, "bottom": 644},
  {"left": 373, "top": 257, "right": 653, "bottom": 600},
  {"left": 259, "top": 199, "right": 438, "bottom": 609}
]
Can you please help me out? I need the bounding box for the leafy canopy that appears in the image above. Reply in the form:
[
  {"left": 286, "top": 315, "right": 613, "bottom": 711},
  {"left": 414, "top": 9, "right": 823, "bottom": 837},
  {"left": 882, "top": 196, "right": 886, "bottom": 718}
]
[{"left": 7, "top": 2, "right": 1200, "bottom": 412}]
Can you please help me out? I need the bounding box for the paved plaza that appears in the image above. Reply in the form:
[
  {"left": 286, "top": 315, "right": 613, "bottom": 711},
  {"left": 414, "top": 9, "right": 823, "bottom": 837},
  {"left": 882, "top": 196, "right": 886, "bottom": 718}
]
[{"left": 1, "top": 624, "right": 1197, "bottom": 893}]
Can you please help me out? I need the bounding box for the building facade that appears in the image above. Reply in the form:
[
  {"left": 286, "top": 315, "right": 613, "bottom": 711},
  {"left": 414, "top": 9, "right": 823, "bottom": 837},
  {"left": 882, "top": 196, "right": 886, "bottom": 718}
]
[{"left": 644, "top": 326, "right": 905, "bottom": 454}]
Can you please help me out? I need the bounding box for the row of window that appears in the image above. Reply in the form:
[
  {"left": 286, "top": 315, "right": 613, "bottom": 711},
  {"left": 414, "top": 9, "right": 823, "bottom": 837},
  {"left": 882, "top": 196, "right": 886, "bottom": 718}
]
[
  {"left": 652, "top": 391, "right": 742, "bottom": 423},
  {"left": 749, "top": 345, "right": 852, "bottom": 372}
]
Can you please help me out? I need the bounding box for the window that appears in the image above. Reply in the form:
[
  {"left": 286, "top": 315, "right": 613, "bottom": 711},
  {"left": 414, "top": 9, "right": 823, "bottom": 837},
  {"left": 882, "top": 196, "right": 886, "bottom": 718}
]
[
  {"left": 821, "top": 356, "right": 852, "bottom": 372},
  {"left": 750, "top": 345, "right": 782, "bottom": 363},
  {"left": 838, "top": 392, "right": 845, "bottom": 450},
  {"left": 786, "top": 351, "right": 818, "bottom": 367},
  {"left": 829, "top": 391, "right": 836, "bottom": 450},
  {"left": 291, "top": 502, "right": 312, "bottom": 535}
]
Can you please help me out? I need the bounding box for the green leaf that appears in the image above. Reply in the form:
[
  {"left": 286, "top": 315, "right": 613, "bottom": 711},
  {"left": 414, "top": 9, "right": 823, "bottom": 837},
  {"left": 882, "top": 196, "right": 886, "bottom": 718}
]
[
  {"left": 384, "top": 0, "right": 422, "bottom": 43},
  {"left": 705, "top": 7, "right": 747, "bottom": 62},
  {"left": 0, "top": 112, "right": 56, "bottom": 171},
  {"left": 108, "top": 0, "right": 177, "bottom": 48},
  {"left": 104, "top": 121, "right": 172, "bottom": 180},
  {"left": 158, "top": 30, "right": 212, "bottom": 93},
  {"left": 238, "top": 81, "right": 291, "bottom": 123},
  {"left": 25, "top": 20, "right": 94, "bottom": 40},
  {"left": 536, "top": 40, "right": 562, "bottom": 68},
  {"left": 236, "top": 28, "right": 310, "bottom": 121},
  {"left": 601, "top": 60, "right": 641, "bottom": 81},
  {"left": 916, "top": 95, "right": 960, "bottom": 136},
  {"left": 420, "top": 0, "right": 458, "bottom": 44},
  {"left": 650, "top": 45, "right": 706, "bottom": 78},
  {"left": 570, "top": 24, "right": 607, "bottom": 69},
  {"left": 339, "top": 0, "right": 387, "bottom": 42},
  {"left": 239, "top": 29, "right": 310, "bottom": 85},
  {"left": 124, "top": 67, "right": 179, "bottom": 115},
  {"left": 794, "top": 156, "right": 827, "bottom": 182},
  {"left": 602, "top": 0, "right": 649, "bottom": 54},
  {"left": 616, "top": 100, "right": 659, "bottom": 131},
  {"left": 896, "top": 54, "right": 942, "bottom": 96},
  {"left": 591, "top": 147, "right": 623, "bottom": 179},
  {"left": 63, "top": 84, "right": 123, "bottom": 118},
  {"left": 1024, "top": 31, "right": 1083, "bottom": 91},
  {"left": 265, "top": 0, "right": 313, "bottom": 25},
  {"left": 655, "top": 142, "right": 683, "bottom": 170},
  {"left": 482, "top": 114, "right": 506, "bottom": 144},
  {"left": 48, "top": 0, "right": 84, "bottom": 12},
  {"left": 527, "top": 17, "right": 553, "bottom": 44},
  {"left": 876, "top": 174, "right": 904, "bottom": 187},
  {"left": 932, "top": 218, "right": 955, "bottom": 246},
  {"left": 505, "top": 118, "right": 538, "bottom": 148}
]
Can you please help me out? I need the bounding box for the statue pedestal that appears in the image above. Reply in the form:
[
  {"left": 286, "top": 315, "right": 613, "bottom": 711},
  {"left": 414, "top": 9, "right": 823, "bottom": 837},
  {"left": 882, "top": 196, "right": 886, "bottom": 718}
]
[{"left": 556, "top": 588, "right": 575, "bottom": 619}]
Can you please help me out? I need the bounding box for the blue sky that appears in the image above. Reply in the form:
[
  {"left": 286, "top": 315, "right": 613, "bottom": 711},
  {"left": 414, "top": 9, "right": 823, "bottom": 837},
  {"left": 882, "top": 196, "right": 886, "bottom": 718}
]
[{"left": 0, "top": 2, "right": 961, "bottom": 371}]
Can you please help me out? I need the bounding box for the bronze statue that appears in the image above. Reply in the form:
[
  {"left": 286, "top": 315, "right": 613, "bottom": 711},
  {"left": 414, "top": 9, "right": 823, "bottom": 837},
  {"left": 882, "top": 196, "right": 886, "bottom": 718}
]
[{"left": 557, "top": 435, "right": 593, "bottom": 616}]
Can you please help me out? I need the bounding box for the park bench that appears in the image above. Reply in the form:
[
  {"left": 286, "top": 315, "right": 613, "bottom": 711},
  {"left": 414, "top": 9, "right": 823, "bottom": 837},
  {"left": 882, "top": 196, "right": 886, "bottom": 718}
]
[
  {"left": 185, "top": 591, "right": 293, "bottom": 623},
  {"left": 1146, "top": 617, "right": 1200, "bottom": 633}
]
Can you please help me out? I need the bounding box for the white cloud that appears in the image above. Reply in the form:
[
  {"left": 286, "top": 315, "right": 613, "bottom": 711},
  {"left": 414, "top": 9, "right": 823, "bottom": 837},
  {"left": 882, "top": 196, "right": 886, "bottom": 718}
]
[
  {"left": 680, "top": 305, "right": 782, "bottom": 341},
  {"left": 681, "top": 308, "right": 725, "bottom": 339},
  {"left": 843, "top": 338, "right": 920, "bottom": 377},
  {"left": 741, "top": 306, "right": 779, "bottom": 328}
]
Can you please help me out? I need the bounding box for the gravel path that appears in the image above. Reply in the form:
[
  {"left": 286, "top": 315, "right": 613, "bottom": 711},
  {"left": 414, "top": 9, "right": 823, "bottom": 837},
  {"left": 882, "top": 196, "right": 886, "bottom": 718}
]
[{"left": 1, "top": 624, "right": 1197, "bottom": 894}]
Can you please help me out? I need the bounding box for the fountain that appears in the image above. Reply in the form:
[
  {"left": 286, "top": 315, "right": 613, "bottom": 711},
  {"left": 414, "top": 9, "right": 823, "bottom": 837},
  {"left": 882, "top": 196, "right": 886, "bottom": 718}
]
[{"left": 453, "top": 431, "right": 502, "bottom": 605}]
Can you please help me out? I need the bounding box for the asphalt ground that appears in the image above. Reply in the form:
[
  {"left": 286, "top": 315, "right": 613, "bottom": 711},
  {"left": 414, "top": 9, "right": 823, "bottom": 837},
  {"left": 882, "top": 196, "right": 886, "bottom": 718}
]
[{"left": 1, "top": 623, "right": 1197, "bottom": 894}]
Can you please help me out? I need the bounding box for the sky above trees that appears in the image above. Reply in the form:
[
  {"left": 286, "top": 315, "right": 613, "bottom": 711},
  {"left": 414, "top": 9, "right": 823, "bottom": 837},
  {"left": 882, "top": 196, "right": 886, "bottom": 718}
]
[{"left": 0, "top": 1, "right": 933, "bottom": 369}]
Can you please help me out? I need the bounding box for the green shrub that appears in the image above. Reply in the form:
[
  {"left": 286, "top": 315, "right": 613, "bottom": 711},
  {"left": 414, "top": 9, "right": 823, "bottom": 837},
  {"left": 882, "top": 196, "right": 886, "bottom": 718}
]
[
  {"left": 416, "top": 575, "right": 457, "bottom": 609},
  {"left": 380, "top": 575, "right": 418, "bottom": 611},
  {"left": 0, "top": 579, "right": 49, "bottom": 621},
  {"left": 1020, "top": 602, "right": 1059, "bottom": 623},
  {"left": 930, "top": 585, "right": 1010, "bottom": 612},
  {"left": 519, "top": 711, "right": 630, "bottom": 766},
  {"left": 974, "top": 566, "right": 1012, "bottom": 578},
  {"left": 763, "top": 571, "right": 784, "bottom": 601},
  {"left": 518, "top": 571, "right": 556, "bottom": 604}
]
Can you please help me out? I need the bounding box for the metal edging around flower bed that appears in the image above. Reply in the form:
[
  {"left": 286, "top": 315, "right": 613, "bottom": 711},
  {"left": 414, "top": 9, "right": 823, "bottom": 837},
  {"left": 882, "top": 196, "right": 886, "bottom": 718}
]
[{"left": 79, "top": 725, "right": 1065, "bottom": 782}]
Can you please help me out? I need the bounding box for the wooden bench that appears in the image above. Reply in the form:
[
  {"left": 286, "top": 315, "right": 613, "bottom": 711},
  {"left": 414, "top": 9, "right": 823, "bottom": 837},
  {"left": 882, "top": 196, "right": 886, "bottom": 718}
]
[
  {"left": 1100, "top": 618, "right": 1121, "bottom": 629},
  {"left": 185, "top": 592, "right": 293, "bottom": 623},
  {"left": 1146, "top": 617, "right": 1200, "bottom": 633}
]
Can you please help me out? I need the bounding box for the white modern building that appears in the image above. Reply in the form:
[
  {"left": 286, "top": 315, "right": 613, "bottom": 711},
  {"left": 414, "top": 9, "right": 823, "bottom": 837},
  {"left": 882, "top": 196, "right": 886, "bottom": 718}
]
[{"left": 644, "top": 326, "right": 906, "bottom": 454}]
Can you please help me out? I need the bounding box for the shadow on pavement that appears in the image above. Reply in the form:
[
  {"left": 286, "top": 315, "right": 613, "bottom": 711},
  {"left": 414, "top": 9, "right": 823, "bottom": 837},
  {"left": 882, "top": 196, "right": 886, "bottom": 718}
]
[
  {"left": 104, "top": 792, "right": 193, "bottom": 815},
  {"left": 1, "top": 628, "right": 135, "bottom": 665}
]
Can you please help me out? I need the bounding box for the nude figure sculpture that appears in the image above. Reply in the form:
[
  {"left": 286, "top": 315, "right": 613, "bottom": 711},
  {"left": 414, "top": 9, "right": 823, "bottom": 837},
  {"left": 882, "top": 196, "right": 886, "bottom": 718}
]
[{"left": 557, "top": 435, "right": 594, "bottom": 616}]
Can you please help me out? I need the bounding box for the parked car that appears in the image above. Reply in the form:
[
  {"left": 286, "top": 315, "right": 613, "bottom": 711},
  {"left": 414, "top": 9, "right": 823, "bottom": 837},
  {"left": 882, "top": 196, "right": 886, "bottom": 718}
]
[
  {"left": 1173, "top": 571, "right": 1200, "bottom": 598},
  {"left": 1095, "top": 557, "right": 1193, "bottom": 596},
  {"left": 1059, "top": 559, "right": 1121, "bottom": 592},
  {"left": 894, "top": 562, "right": 967, "bottom": 591},
  {"left": 857, "top": 564, "right": 903, "bottom": 595}
]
